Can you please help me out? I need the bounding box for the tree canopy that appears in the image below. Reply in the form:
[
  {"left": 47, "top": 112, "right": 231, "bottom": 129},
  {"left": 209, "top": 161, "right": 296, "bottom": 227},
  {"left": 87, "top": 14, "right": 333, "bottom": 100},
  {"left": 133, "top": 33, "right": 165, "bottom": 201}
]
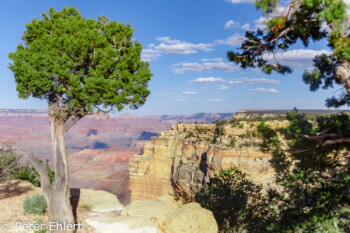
[
  {"left": 9, "top": 7, "right": 152, "bottom": 122},
  {"left": 228, "top": 0, "right": 350, "bottom": 108},
  {"left": 8, "top": 7, "right": 152, "bottom": 229}
]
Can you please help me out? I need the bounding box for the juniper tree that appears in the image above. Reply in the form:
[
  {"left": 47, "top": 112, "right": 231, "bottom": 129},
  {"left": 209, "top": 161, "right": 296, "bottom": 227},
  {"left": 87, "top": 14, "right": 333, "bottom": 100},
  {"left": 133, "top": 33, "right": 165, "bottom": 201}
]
[
  {"left": 229, "top": 0, "right": 350, "bottom": 108},
  {"left": 9, "top": 7, "right": 152, "bottom": 231}
]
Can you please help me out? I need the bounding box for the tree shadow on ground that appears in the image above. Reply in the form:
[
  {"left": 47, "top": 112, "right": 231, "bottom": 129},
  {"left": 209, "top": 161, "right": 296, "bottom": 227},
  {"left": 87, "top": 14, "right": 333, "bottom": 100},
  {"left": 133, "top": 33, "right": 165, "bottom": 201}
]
[{"left": 0, "top": 180, "right": 34, "bottom": 199}]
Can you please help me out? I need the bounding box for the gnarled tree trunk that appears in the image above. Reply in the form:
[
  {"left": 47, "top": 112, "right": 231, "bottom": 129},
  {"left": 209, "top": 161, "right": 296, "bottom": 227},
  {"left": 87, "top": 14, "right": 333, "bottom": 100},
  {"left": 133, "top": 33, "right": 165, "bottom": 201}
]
[
  {"left": 29, "top": 105, "right": 75, "bottom": 233},
  {"left": 336, "top": 60, "right": 350, "bottom": 97}
]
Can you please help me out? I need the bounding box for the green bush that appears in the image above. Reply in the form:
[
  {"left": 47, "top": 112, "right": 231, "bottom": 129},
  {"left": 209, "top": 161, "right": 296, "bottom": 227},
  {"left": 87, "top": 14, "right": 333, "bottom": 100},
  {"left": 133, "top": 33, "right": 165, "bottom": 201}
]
[
  {"left": 23, "top": 194, "right": 47, "bottom": 215},
  {"left": 0, "top": 142, "right": 55, "bottom": 187},
  {"left": 212, "top": 119, "right": 227, "bottom": 127},
  {"left": 0, "top": 142, "right": 22, "bottom": 180},
  {"left": 17, "top": 161, "right": 55, "bottom": 187},
  {"left": 258, "top": 109, "right": 350, "bottom": 232},
  {"left": 229, "top": 138, "right": 236, "bottom": 147},
  {"left": 195, "top": 167, "right": 274, "bottom": 232}
]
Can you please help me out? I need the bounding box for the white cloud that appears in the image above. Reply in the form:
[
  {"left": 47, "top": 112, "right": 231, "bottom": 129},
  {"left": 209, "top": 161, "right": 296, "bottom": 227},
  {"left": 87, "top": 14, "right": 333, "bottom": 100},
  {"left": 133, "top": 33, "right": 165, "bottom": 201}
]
[
  {"left": 263, "top": 49, "right": 331, "bottom": 68},
  {"left": 228, "top": 77, "right": 279, "bottom": 85},
  {"left": 183, "top": 91, "right": 198, "bottom": 95},
  {"left": 249, "top": 88, "right": 278, "bottom": 93},
  {"left": 141, "top": 48, "right": 162, "bottom": 62},
  {"left": 219, "top": 85, "right": 229, "bottom": 90},
  {"left": 200, "top": 58, "right": 223, "bottom": 62},
  {"left": 172, "top": 58, "right": 238, "bottom": 74},
  {"left": 141, "top": 36, "right": 213, "bottom": 61},
  {"left": 152, "top": 36, "right": 213, "bottom": 55},
  {"left": 225, "top": 0, "right": 255, "bottom": 3},
  {"left": 241, "top": 23, "right": 251, "bottom": 30},
  {"left": 174, "top": 95, "right": 187, "bottom": 102},
  {"left": 224, "top": 20, "right": 239, "bottom": 30},
  {"left": 191, "top": 77, "right": 225, "bottom": 83},
  {"left": 254, "top": 16, "right": 268, "bottom": 30},
  {"left": 209, "top": 98, "right": 224, "bottom": 102},
  {"left": 215, "top": 33, "right": 245, "bottom": 46}
]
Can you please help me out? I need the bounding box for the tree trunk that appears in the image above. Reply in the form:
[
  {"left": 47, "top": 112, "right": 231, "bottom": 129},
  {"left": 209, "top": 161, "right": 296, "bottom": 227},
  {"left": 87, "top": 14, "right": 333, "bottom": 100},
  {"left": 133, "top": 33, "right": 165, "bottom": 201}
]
[
  {"left": 45, "top": 114, "right": 75, "bottom": 232},
  {"left": 29, "top": 106, "right": 75, "bottom": 233},
  {"left": 336, "top": 60, "right": 350, "bottom": 97}
]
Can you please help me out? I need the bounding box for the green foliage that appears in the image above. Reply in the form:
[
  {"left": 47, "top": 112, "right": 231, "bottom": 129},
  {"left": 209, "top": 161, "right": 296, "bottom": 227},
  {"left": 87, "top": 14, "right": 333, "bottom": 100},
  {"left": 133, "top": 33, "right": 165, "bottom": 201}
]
[
  {"left": 17, "top": 161, "right": 55, "bottom": 187},
  {"left": 258, "top": 109, "right": 350, "bottom": 232},
  {"left": 195, "top": 167, "right": 275, "bottom": 232},
  {"left": 229, "top": 0, "right": 350, "bottom": 107},
  {"left": 196, "top": 110, "right": 350, "bottom": 232},
  {"left": 229, "top": 118, "right": 243, "bottom": 128},
  {"left": 0, "top": 142, "right": 54, "bottom": 187},
  {"left": 0, "top": 143, "right": 22, "bottom": 180},
  {"left": 179, "top": 159, "right": 184, "bottom": 167},
  {"left": 257, "top": 122, "right": 279, "bottom": 152},
  {"left": 213, "top": 126, "right": 225, "bottom": 143},
  {"left": 79, "top": 204, "right": 92, "bottom": 211},
  {"left": 185, "top": 131, "right": 194, "bottom": 139},
  {"left": 229, "top": 137, "right": 236, "bottom": 147},
  {"left": 23, "top": 194, "right": 47, "bottom": 215},
  {"left": 212, "top": 120, "right": 227, "bottom": 127},
  {"left": 8, "top": 6, "right": 152, "bottom": 114}
]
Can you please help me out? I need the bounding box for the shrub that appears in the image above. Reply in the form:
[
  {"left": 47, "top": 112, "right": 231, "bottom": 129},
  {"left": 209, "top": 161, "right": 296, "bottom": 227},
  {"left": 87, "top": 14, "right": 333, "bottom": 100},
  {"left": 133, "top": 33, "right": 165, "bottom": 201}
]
[
  {"left": 0, "top": 142, "right": 22, "bottom": 180},
  {"left": 23, "top": 194, "right": 47, "bottom": 215},
  {"left": 229, "top": 118, "right": 242, "bottom": 128},
  {"left": 79, "top": 204, "right": 92, "bottom": 211},
  {"left": 195, "top": 167, "right": 274, "bottom": 232},
  {"left": 17, "top": 161, "right": 55, "bottom": 187},
  {"left": 258, "top": 109, "right": 350, "bottom": 232},
  {"left": 0, "top": 142, "right": 55, "bottom": 187},
  {"left": 229, "top": 138, "right": 236, "bottom": 147},
  {"left": 212, "top": 120, "right": 227, "bottom": 127}
]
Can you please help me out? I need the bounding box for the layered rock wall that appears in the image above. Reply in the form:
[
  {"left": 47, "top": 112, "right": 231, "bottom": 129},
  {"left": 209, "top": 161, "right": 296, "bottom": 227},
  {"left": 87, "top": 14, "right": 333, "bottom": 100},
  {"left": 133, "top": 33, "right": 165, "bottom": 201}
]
[{"left": 129, "top": 122, "right": 284, "bottom": 202}]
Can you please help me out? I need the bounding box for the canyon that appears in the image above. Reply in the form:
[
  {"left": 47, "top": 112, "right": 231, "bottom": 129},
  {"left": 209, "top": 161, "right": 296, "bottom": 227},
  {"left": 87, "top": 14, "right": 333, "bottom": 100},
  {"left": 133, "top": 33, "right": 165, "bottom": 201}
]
[
  {"left": 0, "top": 109, "right": 232, "bottom": 204},
  {"left": 1, "top": 109, "right": 345, "bottom": 204}
]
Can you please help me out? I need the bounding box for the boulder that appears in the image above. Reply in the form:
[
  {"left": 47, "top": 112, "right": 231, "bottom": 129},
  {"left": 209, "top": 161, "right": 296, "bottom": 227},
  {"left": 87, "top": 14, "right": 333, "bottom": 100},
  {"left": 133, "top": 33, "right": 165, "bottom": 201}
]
[
  {"left": 85, "top": 195, "right": 218, "bottom": 233},
  {"left": 85, "top": 216, "right": 161, "bottom": 233},
  {"left": 79, "top": 188, "right": 124, "bottom": 212},
  {"left": 157, "top": 202, "right": 218, "bottom": 233},
  {"left": 121, "top": 195, "right": 179, "bottom": 219}
]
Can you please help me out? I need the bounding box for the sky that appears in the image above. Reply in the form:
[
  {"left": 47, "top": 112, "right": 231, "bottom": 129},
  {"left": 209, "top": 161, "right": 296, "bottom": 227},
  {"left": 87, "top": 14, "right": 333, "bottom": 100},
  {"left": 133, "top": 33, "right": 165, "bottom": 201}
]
[{"left": 0, "top": 0, "right": 348, "bottom": 115}]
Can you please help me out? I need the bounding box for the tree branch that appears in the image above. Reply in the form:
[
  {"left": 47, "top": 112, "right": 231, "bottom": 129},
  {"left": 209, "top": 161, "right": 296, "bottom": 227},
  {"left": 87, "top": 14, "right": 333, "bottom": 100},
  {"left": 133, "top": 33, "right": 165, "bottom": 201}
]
[
  {"left": 322, "top": 138, "right": 350, "bottom": 147},
  {"left": 64, "top": 109, "right": 87, "bottom": 133},
  {"left": 28, "top": 151, "right": 51, "bottom": 192}
]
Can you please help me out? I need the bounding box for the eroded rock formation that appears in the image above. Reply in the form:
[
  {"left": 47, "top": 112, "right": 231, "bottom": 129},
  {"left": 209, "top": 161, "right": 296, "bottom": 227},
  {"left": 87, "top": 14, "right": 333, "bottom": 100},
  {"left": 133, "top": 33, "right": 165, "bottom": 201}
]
[{"left": 129, "top": 121, "right": 287, "bottom": 202}]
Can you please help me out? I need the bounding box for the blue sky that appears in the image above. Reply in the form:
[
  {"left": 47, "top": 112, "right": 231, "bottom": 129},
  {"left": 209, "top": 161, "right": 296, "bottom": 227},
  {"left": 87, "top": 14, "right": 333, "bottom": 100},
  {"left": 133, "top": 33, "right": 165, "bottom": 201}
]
[{"left": 0, "top": 0, "right": 348, "bottom": 115}]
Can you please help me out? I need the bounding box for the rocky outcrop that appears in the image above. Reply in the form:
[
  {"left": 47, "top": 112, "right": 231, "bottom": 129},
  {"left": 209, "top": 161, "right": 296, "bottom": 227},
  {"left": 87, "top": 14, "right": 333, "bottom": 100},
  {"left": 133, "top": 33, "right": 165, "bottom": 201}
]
[
  {"left": 78, "top": 188, "right": 124, "bottom": 212},
  {"left": 129, "top": 122, "right": 284, "bottom": 202},
  {"left": 86, "top": 195, "right": 218, "bottom": 233}
]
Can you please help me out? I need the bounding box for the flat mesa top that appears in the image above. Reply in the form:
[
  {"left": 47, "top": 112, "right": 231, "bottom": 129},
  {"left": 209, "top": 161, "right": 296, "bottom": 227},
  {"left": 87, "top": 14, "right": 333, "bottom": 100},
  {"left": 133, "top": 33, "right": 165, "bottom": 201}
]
[{"left": 237, "top": 109, "right": 350, "bottom": 115}]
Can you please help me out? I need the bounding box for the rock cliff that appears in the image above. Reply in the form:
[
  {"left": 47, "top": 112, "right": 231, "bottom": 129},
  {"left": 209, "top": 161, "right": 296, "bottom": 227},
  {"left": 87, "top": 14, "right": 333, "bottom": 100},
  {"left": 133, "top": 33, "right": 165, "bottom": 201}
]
[{"left": 129, "top": 121, "right": 287, "bottom": 202}]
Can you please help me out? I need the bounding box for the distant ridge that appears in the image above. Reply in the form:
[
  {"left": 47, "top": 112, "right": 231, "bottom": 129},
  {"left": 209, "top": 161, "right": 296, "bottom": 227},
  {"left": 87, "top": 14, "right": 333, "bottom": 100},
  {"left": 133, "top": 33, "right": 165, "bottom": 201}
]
[
  {"left": 0, "top": 109, "right": 233, "bottom": 123},
  {"left": 234, "top": 109, "right": 350, "bottom": 119},
  {"left": 0, "top": 109, "right": 47, "bottom": 117}
]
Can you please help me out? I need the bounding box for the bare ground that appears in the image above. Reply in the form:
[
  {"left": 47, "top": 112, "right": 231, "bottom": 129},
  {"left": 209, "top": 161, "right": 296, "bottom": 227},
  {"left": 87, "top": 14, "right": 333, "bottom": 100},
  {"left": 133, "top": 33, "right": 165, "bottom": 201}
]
[{"left": 0, "top": 180, "right": 120, "bottom": 233}]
